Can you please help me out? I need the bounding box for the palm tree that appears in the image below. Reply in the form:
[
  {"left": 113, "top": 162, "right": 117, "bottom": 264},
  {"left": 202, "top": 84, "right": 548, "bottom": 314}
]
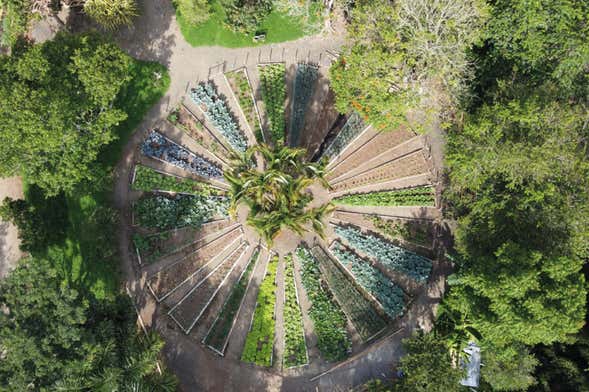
[
  {"left": 225, "top": 144, "right": 333, "bottom": 245},
  {"left": 84, "top": 0, "right": 138, "bottom": 30}
]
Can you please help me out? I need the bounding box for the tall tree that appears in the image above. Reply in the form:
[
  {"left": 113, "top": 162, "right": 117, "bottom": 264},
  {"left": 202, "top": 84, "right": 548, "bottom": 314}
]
[
  {"left": 330, "top": 0, "right": 487, "bottom": 131},
  {"left": 0, "top": 33, "right": 132, "bottom": 195}
]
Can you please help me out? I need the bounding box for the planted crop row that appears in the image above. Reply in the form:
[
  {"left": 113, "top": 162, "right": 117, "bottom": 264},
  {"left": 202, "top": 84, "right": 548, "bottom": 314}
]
[
  {"left": 334, "top": 224, "right": 432, "bottom": 282},
  {"left": 289, "top": 64, "right": 318, "bottom": 147},
  {"left": 368, "top": 215, "right": 434, "bottom": 247},
  {"left": 132, "top": 165, "right": 223, "bottom": 196},
  {"left": 147, "top": 228, "right": 243, "bottom": 300},
  {"left": 296, "top": 246, "right": 351, "bottom": 362},
  {"left": 168, "top": 106, "right": 229, "bottom": 159},
  {"left": 225, "top": 69, "right": 264, "bottom": 144},
  {"left": 321, "top": 112, "right": 365, "bottom": 160},
  {"left": 204, "top": 248, "right": 261, "bottom": 354},
  {"left": 133, "top": 220, "right": 233, "bottom": 264},
  {"left": 334, "top": 187, "right": 435, "bottom": 207},
  {"left": 141, "top": 131, "right": 223, "bottom": 179},
  {"left": 311, "top": 246, "right": 387, "bottom": 341},
  {"left": 169, "top": 242, "right": 248, "bottom": 333},
  {"left": 133, "top": 193, "right": 229, "bottom": 231},
  {"left": 330, "top": 242, "right": 405, "bottom": 320},
  {"left": 241, "top": 255, "right": 279, "bottom": 367},
  {"left": 191, "top": 82, "right": 248, "bottom": 152},
  {"left": 259, "top": 64, "right": 286, "bottom": 145},
  {"left": 283, "top": 254, "right": 307, "bottom": 368}
]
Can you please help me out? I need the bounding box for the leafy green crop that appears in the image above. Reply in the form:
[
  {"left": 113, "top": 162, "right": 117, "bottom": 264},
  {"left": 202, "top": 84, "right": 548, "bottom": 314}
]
[
  {"left": 283, "top": 254, "right": 307, "bottom": 367},
  {"left": 241, "top": 255, "right": 278, "bottom": 366},
  {"left": 132, "top": 165, "right": 223, "bottom": 196},
  {"left": 296, "top": 246, "right": 351, "bottom": 361},
  {"left": 334, "top": 187, "right": 435, "bottom": 207},
  {"left": 259, "top": 64, "right": 286, "bottom": 145}
]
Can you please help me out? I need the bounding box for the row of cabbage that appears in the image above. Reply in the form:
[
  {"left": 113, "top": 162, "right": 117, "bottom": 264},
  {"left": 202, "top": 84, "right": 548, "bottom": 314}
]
[
  {"left": 259, "top": 64, "right": 287, "bottom": 145},
  {"left": 191, "top": 82, "right": 248, "bottom": 152},
  {"left": 296, "top": 247, "right": 351, "bottom": 361},
  {"left": 134, "top": 193, "right": 229, "bottom": 231},
  {"left": 311, "top": 246, "right": 387, "bottom": 341},
  {"left": 334, "top": 187, "right": 435, "bottom": 207},
  {"left": 141, "top": 131, "right": 223, "bottom": 179},
  {"left": 321, "top": 112, "right": 365, "bottom": 160},
  {"left": 333, "top": 224, "right": 432, "bottom": 282},
  {"left": 330, "top": 242, "right": 405, "bottom": 319},
  {"left": 288, "top": 63, "right": 318, "bottom": 147}
]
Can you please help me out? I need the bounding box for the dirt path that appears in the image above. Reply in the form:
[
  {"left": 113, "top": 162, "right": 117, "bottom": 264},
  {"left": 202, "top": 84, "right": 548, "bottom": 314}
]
[
  {"left": 0, "top": 176, "right": 24, "bottom": 278},
  {"left": 109, "top": 2, "right": 449, "bottom": 391}
]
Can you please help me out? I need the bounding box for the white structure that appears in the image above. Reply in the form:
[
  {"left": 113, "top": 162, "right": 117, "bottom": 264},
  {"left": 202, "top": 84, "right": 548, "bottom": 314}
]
[{"left": 460, "top": 342, "right": 481, "bottom": 388}]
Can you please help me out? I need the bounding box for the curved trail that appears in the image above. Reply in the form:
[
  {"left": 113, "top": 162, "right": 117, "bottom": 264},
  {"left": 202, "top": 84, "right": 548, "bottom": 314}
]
[{"left": 111, "top": 2, "right": 449, "bottom": 390}]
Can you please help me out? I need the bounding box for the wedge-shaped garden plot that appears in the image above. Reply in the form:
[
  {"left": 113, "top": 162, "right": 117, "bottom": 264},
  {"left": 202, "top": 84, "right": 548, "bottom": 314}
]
[
  {"left": 241, "top": 255, "right": 279, "bottom": 367},
  {"left": 289, "top": 63, "right": 318, "bottom": 147},
  {"left": 169, "top": 241, "right": 249, "bottom": 333},
  {"left": 259, "top": 64, "right": 287, "bottom": 145},
  {"left": 334, "top": 187, "right": 435, "bottom": 207},
  {"left": 132, "top": 165, "right": 225, "bottom": 196},
  {"left": 203, "top": 248, "right": 261, "bottom": 355},
  {"left": 225, "top": 68, "right": 263, "bottom": 144},
  {"left": 282, "top": 254, "right": 308, "bottom": 368},
  {"left": 321, "top": 112, "right": 366, "bottom": 161}
]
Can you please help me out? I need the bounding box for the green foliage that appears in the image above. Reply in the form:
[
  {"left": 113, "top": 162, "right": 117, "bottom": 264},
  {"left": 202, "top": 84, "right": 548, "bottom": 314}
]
[
  {"left": 330, "top": 0, "right": 487, "bottom": 131},
  {"left": 0, "top": 33, "right": 133, "bottom": 195},
  {"left": 334, "top": 187, "right": 435, "bottom": 207},
  {"left": 173, "top": 0, "right": 211, "bottom": 25},
  {"left": 481, "top": 344, "right": 538, "bottom": 391},
  {"left": 134, "top": 194, "right": 229, "bottom": 230},
  {"left": 395, "top": 332, "right": 465, "bottom": 392},
  {"left": 259, "top": 63, "right": 286, "bottom": 145},
  {"left": 283, "top": 254, "right": 307, "bottom": 367},
  {"left": 0, "top": 185, "right": 68, "bottom": 253},
  {"left": 0, "top": 0, "right": 28, "bottom": 46},
  {"left": 241, "top": 255, "right": 278, "bottom": 366},
  {"left": 225, "top": 144, "right": 332, "bottom": 245},
  {"left": 369, "top": 215, "right": 431, "bottom": 246},
  {"left": 225, "top": 69, "right": 264, "bottom": 143},
  {"left": 132, "top": 165, "right": 222, "bottom": 195},
  {"left": 0, "top": 258, "right": 177, "bottom": 390},
  {"left": 84, "top": 0, "right": 139, "bottom": 30},
  {"left": 205, "top": 249, "right": 260, "bottom": 352},
  {"left": 296, "top": 246, "right": 351, "bottom": 361},
  {"left": 225, "top": 0, "right": 273, "bottom": 34}
]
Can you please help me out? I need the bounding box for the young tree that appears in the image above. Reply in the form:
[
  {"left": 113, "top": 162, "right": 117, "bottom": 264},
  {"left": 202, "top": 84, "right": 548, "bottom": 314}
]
[
  {"left": 0, "top": 33, "right": 132, "bottom": 195},
  {"left": 330, "top": 0, "right": 487, "bottom": 131},
  {"left": 84, "top": 0, "right": 138, "bottom": 30},
  {"left": 395, "top": 332, "right": 464, "bottom": 392}
]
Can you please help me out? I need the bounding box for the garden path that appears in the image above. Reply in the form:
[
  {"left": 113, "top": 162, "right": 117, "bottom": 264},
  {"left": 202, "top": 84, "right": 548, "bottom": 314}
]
[
  {"left": 110, "top": 1, "right": 449, "bottom": 391},
  {"left": 0, "top": 176, "right": 23, "bottom": 278}
]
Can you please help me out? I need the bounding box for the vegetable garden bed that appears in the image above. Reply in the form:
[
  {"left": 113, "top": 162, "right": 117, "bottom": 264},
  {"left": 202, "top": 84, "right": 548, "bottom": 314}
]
[
  {"left": 330, "top": 242, "right": 405, "bottom": 320},
  {"left": 289, "top": 63, "right": 318, "bottom": 147},
  {"left": 225, "top": 68, "right": 264, "bottom": 144},
  {"left": 331, "top": 151, "right": 430, "bottom": 193},
  {"left": 169, "top": 242, "right": 249, "bottom": 333},
  {"left": 147, "top": 227, "right": 243, "bottom": 301},
  {"left": 259, "top": 64, "right": 287, "bottom": 145},
  {"left": 133, "top": 193, "right": 229, "bottom": 231},
  {"left": 241, "top": 255, "right": 279, "bottom": 367},
  {"left": 191, "top": 82, "right": 248, "bottom": 153},
  {"left": 132, "top": 165, "right": 225, "bottom": 196},
  {"left": 333, "top": 224, "right": 432, "bottom": 283},
  {"left": 283, "top": 254, "right": 308, "bottom": 368},
  {"left": 321, "top": 112, "right": 366, "bottom": 161},
  {"left": 204, "top": 248, "right": 261, "bottom": 355},
  {"left": 311, "top": 246, "right": 387, "bottom": 341},
  {"left": 296, "top": 246, "right": 351, "bottom": 362},
  {"left": 141, "top": 130, "right": 223, "bottom": 179},
  {"left": 133, "top": 219, "right": 235, "bottom": 265},
  {"left": 168, "top": 105, "right": 231, "bottom": 161},
  {"left": 334, "top": 187, "right": 435, "bottom": 207}
]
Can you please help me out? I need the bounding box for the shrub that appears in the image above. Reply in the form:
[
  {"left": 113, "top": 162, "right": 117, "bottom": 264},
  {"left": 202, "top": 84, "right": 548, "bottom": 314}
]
[{"left": 84, "top": 0, "right": 139, "bottom": 30}]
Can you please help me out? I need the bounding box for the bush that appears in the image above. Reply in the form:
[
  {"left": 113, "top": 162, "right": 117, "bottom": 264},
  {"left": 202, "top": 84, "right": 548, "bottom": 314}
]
[
  {"left": 84, "top": 0, "right": 139, "bottom": 30},
  {"left": 225, "top": 0, "right": 273, "bottom": 34}
]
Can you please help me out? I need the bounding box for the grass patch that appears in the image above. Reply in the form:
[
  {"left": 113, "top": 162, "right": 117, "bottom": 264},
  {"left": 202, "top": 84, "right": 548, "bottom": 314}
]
[
  {"left": 34, "top": 60, "right": 170, "bottom": 299},
  {"left": 176, "top": 0, "right": 321, "bottom": 48}
]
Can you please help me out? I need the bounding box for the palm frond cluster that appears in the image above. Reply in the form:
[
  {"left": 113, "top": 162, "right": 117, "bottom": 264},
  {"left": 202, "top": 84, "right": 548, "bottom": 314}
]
[{"left": 224, "top": 144, "right": 333, "bottom": 244}]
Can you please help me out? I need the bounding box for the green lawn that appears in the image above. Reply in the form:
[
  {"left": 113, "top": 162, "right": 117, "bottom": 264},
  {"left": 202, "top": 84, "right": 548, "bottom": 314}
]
[
  {"left": 177, "top": 1, "right": 322, "bottom": 48},
  {"left": 35, "top": 60, "right": 170, "bottom": 299}
]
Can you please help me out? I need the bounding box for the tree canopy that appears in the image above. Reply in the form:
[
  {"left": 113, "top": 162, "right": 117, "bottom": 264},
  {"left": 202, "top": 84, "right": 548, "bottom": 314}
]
[
  {"left": 0, "top": 33, "right": 133, "bottom": 195},
  {"left": 330, "top": 0, "right": 488, "bottom": 131}
]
